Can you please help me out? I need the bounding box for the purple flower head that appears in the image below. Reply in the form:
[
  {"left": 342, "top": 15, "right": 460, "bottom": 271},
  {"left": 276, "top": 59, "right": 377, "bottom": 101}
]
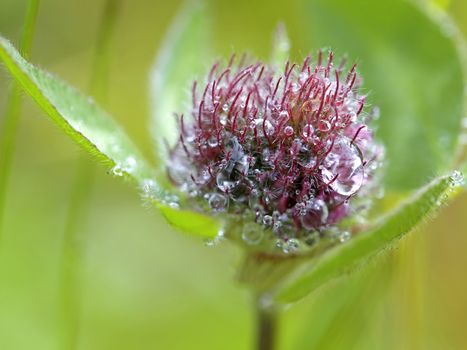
[{"left": 168, "top": 51, "right": 383, "bottom": 252}]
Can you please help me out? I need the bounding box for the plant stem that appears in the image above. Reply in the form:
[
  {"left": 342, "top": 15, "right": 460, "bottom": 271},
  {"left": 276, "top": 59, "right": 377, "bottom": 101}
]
[
  {"left": 58, "top": 1, "right": 121, "bottom": 349},
  {"left": 256, "top": 297, "right": 278, "bottom": 350},
  {"left": 0, "top": 0, "right": 40, "bottom": 241}
]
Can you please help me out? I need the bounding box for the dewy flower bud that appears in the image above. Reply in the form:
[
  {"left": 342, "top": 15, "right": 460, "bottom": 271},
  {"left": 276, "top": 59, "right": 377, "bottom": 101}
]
[{"left": 168, "top": 51, "right": 384, "bottom": 253}]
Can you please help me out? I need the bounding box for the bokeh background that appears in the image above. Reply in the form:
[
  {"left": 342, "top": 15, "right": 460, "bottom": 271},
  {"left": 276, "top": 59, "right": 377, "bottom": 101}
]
[{"left": 0, "top": 0, "right": 466, "bottom": 349}]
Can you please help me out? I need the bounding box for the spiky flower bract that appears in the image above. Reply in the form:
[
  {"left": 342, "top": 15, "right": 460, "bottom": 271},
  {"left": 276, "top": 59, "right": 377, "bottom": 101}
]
[{"left": 168, "top": 51, "right": 383, "bottom": 254}]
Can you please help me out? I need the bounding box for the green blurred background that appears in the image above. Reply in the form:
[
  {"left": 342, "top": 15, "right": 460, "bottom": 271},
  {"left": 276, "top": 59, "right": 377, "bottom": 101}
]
[{"left": 0, "top": 0, "right": 466, "bottom": 349}]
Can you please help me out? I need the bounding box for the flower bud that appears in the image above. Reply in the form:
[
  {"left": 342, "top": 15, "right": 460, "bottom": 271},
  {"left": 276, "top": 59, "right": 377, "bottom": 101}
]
[{"left": 168, "top": 52, "right": 383, "bottom": 253}]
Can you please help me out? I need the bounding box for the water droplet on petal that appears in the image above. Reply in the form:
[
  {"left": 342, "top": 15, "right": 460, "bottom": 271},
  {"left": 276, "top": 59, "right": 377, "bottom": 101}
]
[
  {"left": 254, "top": 118, "right": 274, "bottom": 137},
  {"left": 302, "top": 124, "right": 314, "bottom": 139},
  {"left": 216, "top": 170, "right": 239, "bottom": 193},
  {"left": 219, "top": 114, "right": 227, "bottom": 125},
  {"left": 284, "top": 125, "right": 294, "bottom": 137},
  {"left": 300, "top": 199, "right": 329, "bottom": 229},
  {"left": 208, "top": 193, "right": 228, "bottom": 211},
  {"left": 317, "top": 120, "right": 331, "bottom": 132},
  {"left": 322, "top": 139, "right": 364, "bottom": 196},
  {"left": 279, "top": 111, "right": 290, "bottom": 121},
  {"left": 262, "top": 215, "right": 273, "bottom": 226},
  {"left": 273, "top": 221, "right": 282, "bottom": 233},
  {"left": 208, "top": 137, "right": 218, "bottom": 147},
  {"left": 222, "top": 103, "right": 229, "bottom": 112}
]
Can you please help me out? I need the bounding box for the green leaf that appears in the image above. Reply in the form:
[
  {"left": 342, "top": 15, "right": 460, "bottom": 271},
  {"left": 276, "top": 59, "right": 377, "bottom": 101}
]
[
  {"left": 158, "top": 204, "right": 222, "bottom": 239},
  {"left": 146, "top": 1, "right": 223, "bottom": 238},
  {"left": 0, "top": 36, "right": 155, "bottom": 186},
  {"left": 0, "top": 35, "right": 221, "bottom": 239},
  {"left": 274, "top": 172, "right": 462, "bottom": 303},
  {"left": 149, "top": 0, "right": 212, "bottom": 173},
  {"left": 298, "top": 0, "right": 464, "bottom": 191}
]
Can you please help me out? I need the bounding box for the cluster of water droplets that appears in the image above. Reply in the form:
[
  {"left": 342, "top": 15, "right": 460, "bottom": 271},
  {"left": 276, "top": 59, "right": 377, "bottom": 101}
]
[{"left": 110, "top": 156, "right": 138, "bottom": 177}]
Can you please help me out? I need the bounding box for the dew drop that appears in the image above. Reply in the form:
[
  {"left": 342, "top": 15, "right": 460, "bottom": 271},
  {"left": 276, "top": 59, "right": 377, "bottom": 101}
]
[
  {"left": 279, "top": 111, "right": 290, "bottom": 119},
  {"left": 262, "top": 215, "right": 273, "bottom": 226},
  {"left": 295, "top": 202, "right": 307, "bottom": 217},
  {"left": 339, "top": 231, "right": 351, "bottom": 243},
  {"left": 222, "top": 103, "right": 229, "bottom": 112},
  {"left": 168, "top": 202, "right": 180, "bottom": 209},
  {"left": 235, "top": 155, "right": 250, "bottom": 175},
  {"left": 304, "top": 231, "right": 320, "bottom": 246},
  {"left": 317, "top": 120, "right": 331, "bottom": 132},
  {"left": 216, "top": 170, "right": 239, "bottom": 193},
  {"left": 450, "top": 170, "right": 464, "bottom": 187},
  {"left": 242, "top": 223, "right": 264, "bottom": 245},
  {"left": 124, "top": 156, "right": 137, "bottom": 173},
  {"left": 300, "top": 156, "right": 317, "bottom": 170},
  {"left": 321, "top": 139, "right": 364, "bottom": 196},
  {"left": 141, "top": 179, "right": 162, "bottom": 201},
  {"left": 290, "top": 83, "right": 299, "bottom": 92},
  {"left": 302, "top": 124, "right": 314, "bottom": 139},
  {"left": 208, "top": 193, "right": 228, "bottom": 211},
  {"left": 282, "top": 238, "right": 300, "bottom": 254},
  {"left": 300, "top": 199, "right": 329, "bottom": 229},
  {"left": 348, "top": 112, "right": 357, "bottom": 123},
  {"left": 254, "top": 118, "right": 275, "bottom": 137},
  {"left": 284, "top": 126, "right": 294, "bottom": 137},
  {"left": 111, "top": 163, "right": 124, "bottom": 177},
  {"left": 249, "top": 189, "right": 260, "bottom": 208},
  {"left": 204, "top": 229, "right": 226, "bottom": 247},
  {"left": 273, "top": 221, "right": 282, "bottom": 233},
  {"left": 219, "top": 114, "right": 227, "bottom": 126},
  {"left": 204, "top": 240, "right": 216, "bottom": 247},
  {"left": 142, "top": 179, "right": 156, "bottom": 193},
  {"left": 208, "top": 138, "right": 218, "bottom": 147},
  {"left": 185, "top": 134, "right": 196, "bottom": 143}
]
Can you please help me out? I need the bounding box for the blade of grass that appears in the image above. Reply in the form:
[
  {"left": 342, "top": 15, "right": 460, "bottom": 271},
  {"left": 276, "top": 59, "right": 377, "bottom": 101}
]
[
  {"left": 0, "top": 0, "right": 40, "bottom": 240},
  {"left": 58, "top": 1, "right": 121, "bottom": 349}
]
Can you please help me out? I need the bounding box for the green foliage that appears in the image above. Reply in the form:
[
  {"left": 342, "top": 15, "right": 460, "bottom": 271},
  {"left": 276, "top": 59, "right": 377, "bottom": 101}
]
[
  {"left": 147, "top": 1, "right": 223, "bottom": 238},
  {"left": 158, "top": 205, "right": 222, "bottom": 239},
  {"left": 0, "top": 35, "right": 221, "bottom": 239},
  {"left": 149, "top": 0, "right": 212, "bottom": 176},
  {"left": 299, "top": 0, "right": 464, "bottom": 191},
  {"left": 274, "top": 172, "right": 462, "bottom": 303},
  {"left": 0, "top": 36, "right": 154, "bottom": 186}
]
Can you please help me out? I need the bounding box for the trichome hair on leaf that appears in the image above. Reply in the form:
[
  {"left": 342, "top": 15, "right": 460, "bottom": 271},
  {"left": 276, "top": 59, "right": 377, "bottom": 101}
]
[{"left": 167, "top": 51, "right": 384, "bottom": 253}]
